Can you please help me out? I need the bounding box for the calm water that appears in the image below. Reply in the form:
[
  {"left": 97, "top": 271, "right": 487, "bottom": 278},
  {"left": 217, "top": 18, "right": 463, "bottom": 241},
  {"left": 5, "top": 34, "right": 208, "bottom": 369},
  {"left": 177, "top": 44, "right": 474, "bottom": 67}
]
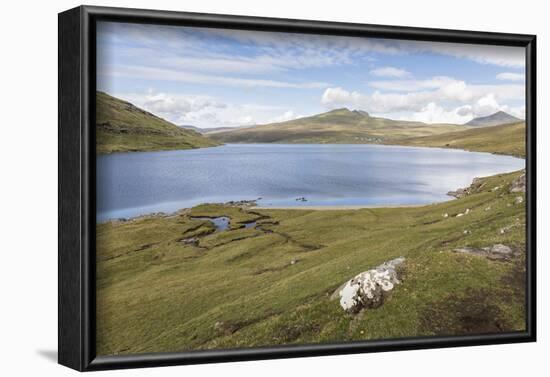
[{"left": 97, "top": 144, "right": 524, "bottom": 222}]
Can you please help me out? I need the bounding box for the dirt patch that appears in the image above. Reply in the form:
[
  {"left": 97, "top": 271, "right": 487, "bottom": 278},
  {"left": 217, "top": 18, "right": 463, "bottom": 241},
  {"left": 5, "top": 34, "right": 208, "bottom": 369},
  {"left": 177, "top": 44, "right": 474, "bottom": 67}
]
[
  {"left": 271, "top": 322, "right": 322, "bottom": 343},
  {"left": 419, "top": 288, "right": 514, "bottom": 335},
  {"left": 438, "top": 234, "right": 464, "bottom": 247},
  {"left": 213, "top": 319, "right": 256, "bottom": 336},
  {"left": 100, "top": 243, "right": 158, "bottom": 262}
]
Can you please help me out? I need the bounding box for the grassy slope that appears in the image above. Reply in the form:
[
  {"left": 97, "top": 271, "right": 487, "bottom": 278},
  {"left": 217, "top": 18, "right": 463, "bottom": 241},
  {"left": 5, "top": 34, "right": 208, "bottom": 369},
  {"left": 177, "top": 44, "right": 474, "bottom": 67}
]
[
  {"left": 393, "top": 122, "right": 526, "bottom": 157},
  {"left": 97, "top": 171, "right": 526, "bottom": 355},
  {"left": 96, "top": 92, "right": 220, "bottom": 154},
  {"left": 208, "top": 108, "right": 467, "bottom": 144}
]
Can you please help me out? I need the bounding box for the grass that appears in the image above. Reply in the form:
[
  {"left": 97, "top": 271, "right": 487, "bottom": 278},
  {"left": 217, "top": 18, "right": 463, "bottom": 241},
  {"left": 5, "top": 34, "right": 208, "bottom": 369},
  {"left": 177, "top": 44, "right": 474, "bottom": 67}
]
[
  {"left": 96, "top": 92, "right": 221, "bottom": 154},
  {"left": 96, "top": 109, "right": 527, "bottom": 355},
  {"left": 208, "top": 108, "right": 468, "bottom": 144},
  {"left": 96, "top": 170, "right": 526, "bottom": 355},
  {"left": 390, "top": 122, "right": 526, "bottom": 157}
]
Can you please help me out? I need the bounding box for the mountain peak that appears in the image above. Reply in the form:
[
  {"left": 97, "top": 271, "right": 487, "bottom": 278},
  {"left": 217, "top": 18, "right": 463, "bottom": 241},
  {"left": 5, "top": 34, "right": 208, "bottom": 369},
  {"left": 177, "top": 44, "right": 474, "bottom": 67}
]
[
  {"left": 466, "top": 111, "right": 521, "bottom": 127},
  {"left": 321, "top": 108, "right": 370, "bottom": 117},
  {"left": 353, "top": 109, "right": 370, "bottom": 117},
  {"left": 325, "top": 107, "right": 352, "bottom": 114}
]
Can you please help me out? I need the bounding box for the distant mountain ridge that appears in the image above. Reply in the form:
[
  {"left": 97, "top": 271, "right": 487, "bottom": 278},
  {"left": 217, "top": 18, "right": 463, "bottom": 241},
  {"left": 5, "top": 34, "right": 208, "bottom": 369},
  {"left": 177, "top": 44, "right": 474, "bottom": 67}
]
[
  {"left": 466, "top": 111, "right": 521, "bottom": 127},
  {"left": 180, "top": 125, "right": 239, "bottom": 134},
  {"left": 96, "top": 92, "right": 221, "bottom": 153},
  {"left": 208, "top": 107, "right": 468, "bottom": 144}
]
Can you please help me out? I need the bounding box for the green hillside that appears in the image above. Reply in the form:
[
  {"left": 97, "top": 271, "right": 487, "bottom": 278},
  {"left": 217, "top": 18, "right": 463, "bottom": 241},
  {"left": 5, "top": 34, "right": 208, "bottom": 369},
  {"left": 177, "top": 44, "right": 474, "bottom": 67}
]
[
  {"left": 96, "top": 170, "right": 526, "bottom": 355},
  {"left": 395, "top": 122, "right": 526, "bottom": 157},
  {"left": 96, "top": 92, "right": 221, "bottom": 154},
  {"left": 208, "top": 108, "right": 468, "bottom": 144}
]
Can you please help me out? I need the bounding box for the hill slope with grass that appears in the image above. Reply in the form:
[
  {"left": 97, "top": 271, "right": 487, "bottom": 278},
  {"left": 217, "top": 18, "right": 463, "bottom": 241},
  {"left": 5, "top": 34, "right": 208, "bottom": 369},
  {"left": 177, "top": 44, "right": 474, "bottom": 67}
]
[
  {"left": 96, "top": 170, "right": 526, "bottom": 355},
  {"left": 96, "top": 92, "right": 221, "bottom": 154},
  {"left": 395, "top": 122, "right": 526, "bottom": 157},
  {"left": 208, "top": 108, "right": 467, "bottom": 144}
]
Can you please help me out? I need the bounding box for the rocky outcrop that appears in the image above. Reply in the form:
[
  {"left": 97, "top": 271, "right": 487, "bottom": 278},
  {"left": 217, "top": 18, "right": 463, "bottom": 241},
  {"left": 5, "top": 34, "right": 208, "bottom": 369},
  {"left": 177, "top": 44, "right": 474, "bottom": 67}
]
[
  {"left": 509, "top": 173, "right": 526, "bottom": 193},
  {"left": 453, "top": 244, "right": 518, "bottom": 261},
  {"left": 447, "top": 177, "right": 484, "bottom": 198},
  {"left": 332, "top": 257, "right": 405, "bottom": 314},
  {"left": 226, "top": 199, "right": 257, "bottom": 207}
]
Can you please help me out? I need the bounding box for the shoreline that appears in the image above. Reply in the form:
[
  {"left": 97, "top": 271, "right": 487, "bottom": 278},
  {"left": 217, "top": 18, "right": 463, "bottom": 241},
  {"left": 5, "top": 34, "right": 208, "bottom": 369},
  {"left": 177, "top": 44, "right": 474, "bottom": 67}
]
[
  {"left": 254, "top": 203, "right": 432, "bottom": 210},
  {"left": 100, "top": 141, "right": 526, "bottom": 160},
  {"left": 100, "top": 201, "right": 445, "bottom": 224}
]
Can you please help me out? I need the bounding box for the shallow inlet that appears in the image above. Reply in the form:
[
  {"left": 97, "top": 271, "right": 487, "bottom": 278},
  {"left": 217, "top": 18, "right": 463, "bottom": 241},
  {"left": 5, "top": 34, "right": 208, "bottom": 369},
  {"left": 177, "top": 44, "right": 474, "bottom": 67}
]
[
  {"left": 190, "top": 216, "right": 230, "bottom": 232},
  {"left": 96, "top": 144, "right": 525, "bottom": 222}
]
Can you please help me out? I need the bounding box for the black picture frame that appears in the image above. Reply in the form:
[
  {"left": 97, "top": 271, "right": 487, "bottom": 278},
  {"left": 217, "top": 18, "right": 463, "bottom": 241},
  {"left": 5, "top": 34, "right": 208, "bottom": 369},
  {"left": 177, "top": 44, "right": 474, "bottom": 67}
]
[{"left": 58, "top": 5, "right": 537, "bottom": 372}]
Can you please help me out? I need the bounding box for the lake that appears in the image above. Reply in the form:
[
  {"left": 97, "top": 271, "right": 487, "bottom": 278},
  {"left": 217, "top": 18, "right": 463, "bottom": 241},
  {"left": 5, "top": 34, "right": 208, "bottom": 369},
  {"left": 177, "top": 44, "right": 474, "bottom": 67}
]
[{"left": 96, "top": 144, "right": 524, "bottom": 222}]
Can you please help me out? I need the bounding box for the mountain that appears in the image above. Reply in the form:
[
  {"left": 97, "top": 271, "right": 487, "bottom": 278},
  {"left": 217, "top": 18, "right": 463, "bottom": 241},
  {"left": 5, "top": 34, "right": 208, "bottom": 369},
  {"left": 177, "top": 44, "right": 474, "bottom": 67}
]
[
  {"left": 465, "top": 111, "right": 521, "bottom": 127},
  {"left": 208, "top": 108, "right": 468, "bottom": 144},
  {"left": 180, "top": 125, "right": 239, "bottom": 134},
  {"left": 96, "top": 92, "right": 221, "bottom": 154},
  {"left": 396, "top": 122, "right": 525, "bottom": 157}
]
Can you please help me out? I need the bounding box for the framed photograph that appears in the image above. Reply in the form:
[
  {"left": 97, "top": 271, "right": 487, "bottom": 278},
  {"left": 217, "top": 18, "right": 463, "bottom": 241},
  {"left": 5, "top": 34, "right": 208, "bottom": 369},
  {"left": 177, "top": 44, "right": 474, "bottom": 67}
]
[{"left": 58, "top": 5, "right": 536, "bottom": 371}]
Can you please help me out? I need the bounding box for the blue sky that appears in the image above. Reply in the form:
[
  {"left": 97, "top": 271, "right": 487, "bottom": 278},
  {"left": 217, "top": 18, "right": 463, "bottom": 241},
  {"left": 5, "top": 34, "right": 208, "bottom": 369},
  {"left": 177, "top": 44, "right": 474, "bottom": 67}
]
[{"left": 97, "top": 22, "right": 526, "bottom": 128}]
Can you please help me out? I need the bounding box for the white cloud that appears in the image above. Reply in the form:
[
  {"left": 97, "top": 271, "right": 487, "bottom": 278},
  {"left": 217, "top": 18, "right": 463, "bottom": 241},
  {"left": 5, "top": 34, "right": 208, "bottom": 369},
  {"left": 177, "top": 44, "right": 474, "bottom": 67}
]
[
  {"left": 401, "top": 97, "right": 525, "bottom": 125},
  {"left": 98, "top": 22, "right": 377, "bottom": 80},
  {"left": 370, "top": 67, "right": 410, "bottom": 78},
  {"left": 403, "top": 40, "right": 525, "bottom": 68},
  {"left": 496, "top": 72, "right": 525, "bottom": 81},
  {"left": 116, "top": 91, "right": 301, "bottom": 128},
  {"left": 269, "top": 110, "right": 299, "bottom": 123},
  {"left": 102, "top": 64, "right": 329, "bottom": 89},
  {"left": 405, "top": 103, "right": 473, "bottom": 124},
  {"left": 369, "top": 76, "right": 460, "bottom": 92},
  {"left": 472, "top": 94, "right": 501, "bottom": 116},
  {"left": 98, "top": 21, "right": 526, "bottom": 93},
  {"left": 368, "top": 77, "right": 523, "bottom": 102},
  {"left": 321, "top": 76, "right": 525, "bottom": 123}
]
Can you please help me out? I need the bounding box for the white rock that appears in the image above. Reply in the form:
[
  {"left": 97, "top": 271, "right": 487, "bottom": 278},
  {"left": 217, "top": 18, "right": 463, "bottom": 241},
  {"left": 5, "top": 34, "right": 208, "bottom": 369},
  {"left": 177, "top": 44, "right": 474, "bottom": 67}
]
[
  {"left": 338, "top": 257, "right": 405, "bottom": 313},
  {"left": 488, "top": 244, "right": 513, "bottom": 255}
]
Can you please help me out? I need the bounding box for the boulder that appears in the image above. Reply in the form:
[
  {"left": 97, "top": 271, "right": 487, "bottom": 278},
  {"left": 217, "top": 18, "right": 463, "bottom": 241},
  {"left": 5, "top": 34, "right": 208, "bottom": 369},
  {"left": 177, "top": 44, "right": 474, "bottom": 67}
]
[
  {"left": 447, "top": 177, "right": 484, "bottom": 198},
  {"left": 333, "top": 257, "right": 405, "bottom": 314},
  {"left": 453, "top": 244, "right": 517, "bottom": 261},
  {"left": 509, "top": 173, "right": 526, "bottom": 193},
  {"left": 447, "top": 188, "right": 467, "bottom": 198},
  {"left": 489, "top": 244, "right": 514, "bottom": 256}
]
